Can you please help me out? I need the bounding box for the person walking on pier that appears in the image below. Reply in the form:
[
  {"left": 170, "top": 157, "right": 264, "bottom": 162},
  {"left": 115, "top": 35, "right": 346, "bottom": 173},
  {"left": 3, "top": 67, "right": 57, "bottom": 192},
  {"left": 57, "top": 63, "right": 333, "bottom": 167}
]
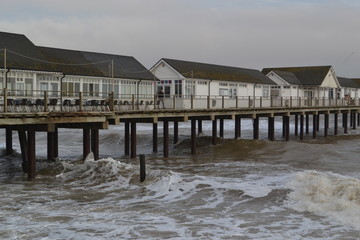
[{"left": 157, "top": 89, "right": 165, "bottom": 109}]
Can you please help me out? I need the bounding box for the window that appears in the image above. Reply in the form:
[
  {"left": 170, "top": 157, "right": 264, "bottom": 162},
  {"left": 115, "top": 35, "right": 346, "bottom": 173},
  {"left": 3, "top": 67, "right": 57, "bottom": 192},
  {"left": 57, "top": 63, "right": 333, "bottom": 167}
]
[
  {"left": 197, "top": 80, "right": 207, "bottom": 85},
  {"left": 16, "top": 83, "right": 25, "bottom": 96},
  {"left": 50, "top": 83, "right": 58, "bottom": 97},
  {"left": 25, "top": 79, "right": 33, "bottom": 96},
  {"left": 185, "top": 80, "right": 195, "bottom": 97},
  {"left": 219, "top": 88, "right": 228, "bottom": 96},
  {"left": 175, "top": 80, "right": 182, "bottom": 96},
  {"left": 262, "top": 87, "right": 270, "bottom": 97},
  {"left": 229, "top": 88, "right": 237, "bottom": 98}
]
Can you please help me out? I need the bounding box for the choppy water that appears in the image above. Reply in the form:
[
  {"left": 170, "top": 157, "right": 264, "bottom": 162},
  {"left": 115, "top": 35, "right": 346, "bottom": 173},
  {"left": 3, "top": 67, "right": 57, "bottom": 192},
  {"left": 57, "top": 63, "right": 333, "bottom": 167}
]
[{"left": 1, "top": 117, "right": 360, "bottom": 239}]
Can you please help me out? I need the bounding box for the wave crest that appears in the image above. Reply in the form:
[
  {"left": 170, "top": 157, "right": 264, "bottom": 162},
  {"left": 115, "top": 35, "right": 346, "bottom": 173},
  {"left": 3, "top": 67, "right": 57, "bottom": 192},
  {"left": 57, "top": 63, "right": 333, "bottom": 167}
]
[{"left": 287, "top": 170, "right": 360, "bottom": 229}]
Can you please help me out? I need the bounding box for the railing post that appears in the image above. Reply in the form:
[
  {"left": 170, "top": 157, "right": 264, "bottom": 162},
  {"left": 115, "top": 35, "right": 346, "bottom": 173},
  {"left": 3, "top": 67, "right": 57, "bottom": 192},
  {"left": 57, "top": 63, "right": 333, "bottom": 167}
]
[
  {"left": 270, "top": 96, "right": 273, "bottom": 107},
  {"left": 139, "top": 154, "right": 146, "bottom": 182},
  {"left": 154, "top": 94, "right": 157, "bottom": 109},
  {"left": 236, "top": 96, "right": 238, "bottom": 108},
  {"left": 173, "top": 95, "right": 176, "bottom": 109},
  {"left": 79, "top": 92, "right": 83, "bottom": 112},
  {"left": 44, "top": 91, "right": 48, "bottom": 112},
  {"left": 191, "top": 94, "right": 194, "bottom": 109},
  {"left": 109, "top": 92, "right": 114, "bottom": 111},
  {"left": 207, "top": 95, "right": 210, "bottom": 109},
  {"left": 260, "top": 97, "right": 262, "bottom": 108},
  {"left": 132, "top": 94, "right": 135, "bottom": 110},
  {"left": 3, "top": 88, "right": 7, "bottom": 112},
  {"left": 248, "top": 96, "right": 251, "bottom": 108},
  {"left": 222, "top": 96, "right": 224, "bottom": 108},
  {"left": 281, "top": 97, "right": 283, "bottom": 107},
  {"left": 290, "top": 96, "right": 292, "bottom": 107}
]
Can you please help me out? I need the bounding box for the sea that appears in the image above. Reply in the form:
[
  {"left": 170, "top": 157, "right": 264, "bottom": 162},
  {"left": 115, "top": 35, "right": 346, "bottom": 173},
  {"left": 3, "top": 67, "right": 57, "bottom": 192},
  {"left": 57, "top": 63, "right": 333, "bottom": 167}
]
[{"left": 1, "top": 116, "right": 360, "bottom": 240}]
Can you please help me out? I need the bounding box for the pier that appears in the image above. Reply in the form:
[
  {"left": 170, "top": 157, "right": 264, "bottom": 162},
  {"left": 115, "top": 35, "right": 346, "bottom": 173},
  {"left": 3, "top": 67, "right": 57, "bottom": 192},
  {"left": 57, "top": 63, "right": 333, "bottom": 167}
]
[{"left": 1, "top": 92, "right": 360, "bottom": 180}]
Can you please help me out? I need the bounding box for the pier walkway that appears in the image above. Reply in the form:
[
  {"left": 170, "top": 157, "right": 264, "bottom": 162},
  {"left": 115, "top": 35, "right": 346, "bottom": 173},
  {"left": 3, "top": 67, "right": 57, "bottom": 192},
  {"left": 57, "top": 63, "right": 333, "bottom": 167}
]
[{"left": 1, "top": 92, "right": 360, "bottom": 180}]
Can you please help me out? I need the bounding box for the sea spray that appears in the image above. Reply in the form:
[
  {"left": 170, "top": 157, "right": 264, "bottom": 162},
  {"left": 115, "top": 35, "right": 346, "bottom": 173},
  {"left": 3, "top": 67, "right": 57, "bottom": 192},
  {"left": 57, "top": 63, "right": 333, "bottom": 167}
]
[{"left": 287, "top": 170, "right": 360, "bottom": 229}]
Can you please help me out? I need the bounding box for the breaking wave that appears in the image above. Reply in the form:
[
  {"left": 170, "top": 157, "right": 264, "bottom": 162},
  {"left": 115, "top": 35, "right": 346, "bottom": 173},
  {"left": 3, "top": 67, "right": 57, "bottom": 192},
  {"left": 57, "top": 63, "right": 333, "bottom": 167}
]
[{"left": 287, "top": 170, "right": 360, "bottom": 229}]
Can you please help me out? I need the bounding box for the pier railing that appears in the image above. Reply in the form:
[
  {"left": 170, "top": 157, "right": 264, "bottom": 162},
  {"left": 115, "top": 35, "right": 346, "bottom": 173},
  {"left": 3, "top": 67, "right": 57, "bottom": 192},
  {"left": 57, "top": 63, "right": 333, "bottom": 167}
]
[{"left": 0, "top": 88, "right": 358, "bottom": 113}]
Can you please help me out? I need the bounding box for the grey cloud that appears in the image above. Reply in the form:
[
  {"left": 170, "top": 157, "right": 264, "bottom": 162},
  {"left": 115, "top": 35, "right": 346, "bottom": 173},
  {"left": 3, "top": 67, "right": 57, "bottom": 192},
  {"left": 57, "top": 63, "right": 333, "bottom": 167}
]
[{"left": 1, "top": 1, "right": 360, "bottom": 77}]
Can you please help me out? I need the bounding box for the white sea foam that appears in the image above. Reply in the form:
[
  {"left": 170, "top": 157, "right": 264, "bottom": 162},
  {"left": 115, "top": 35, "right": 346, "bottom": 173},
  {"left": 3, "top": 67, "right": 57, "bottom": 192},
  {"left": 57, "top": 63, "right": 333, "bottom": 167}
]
[
  {"left": 287, "top": 170, "right": 360, "bottom": 229},
  {"left": 56, "top": 157, "right": 137, "bottom": 188}
]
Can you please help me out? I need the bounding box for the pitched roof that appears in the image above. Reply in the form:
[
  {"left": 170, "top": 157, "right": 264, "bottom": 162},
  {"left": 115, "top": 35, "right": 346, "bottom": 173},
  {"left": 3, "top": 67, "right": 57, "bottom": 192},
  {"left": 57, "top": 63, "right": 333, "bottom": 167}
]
[
  {"left": 0, "top": 31, "right": 50, "bottom": 71},
  {"left": 262, "top": 66, "right": 332, "bottom": 86},
  {"left": 351, "top": 78, "right": 360, "bottom": 87},
  {"left": 38, "top": 47, "right": 155, "bottom": 80},
  {"left": 161, "top": 58, "right": 276, "bottom": 85},
  {"left": 271, "top": 70, "right": 302, "bottom": 85},
  {"left": 337, "top": 77, "right": 360, "bottom": 88},
  {"left": 0, "top": 31, "right": 155, "bottom": 80}
]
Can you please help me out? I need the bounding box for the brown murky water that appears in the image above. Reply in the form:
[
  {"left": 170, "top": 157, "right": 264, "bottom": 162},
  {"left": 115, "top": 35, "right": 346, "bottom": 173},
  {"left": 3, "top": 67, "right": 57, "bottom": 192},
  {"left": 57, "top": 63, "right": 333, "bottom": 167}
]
[{"left": 1, "top": 118, "right": 360, "bottom": 239}]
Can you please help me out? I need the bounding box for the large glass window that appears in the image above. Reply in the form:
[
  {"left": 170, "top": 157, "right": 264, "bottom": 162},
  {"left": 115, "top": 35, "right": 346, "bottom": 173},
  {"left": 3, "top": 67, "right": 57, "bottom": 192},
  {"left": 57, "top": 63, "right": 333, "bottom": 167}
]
[
  {"left": 185, "top": 80, "right": 195, "bottom": 97},
  {"left": 175, "top": 80, "right": 182, "bottom": 96},
  {"left": 25, "top": 79, "right": 33, "bottom": 96}
]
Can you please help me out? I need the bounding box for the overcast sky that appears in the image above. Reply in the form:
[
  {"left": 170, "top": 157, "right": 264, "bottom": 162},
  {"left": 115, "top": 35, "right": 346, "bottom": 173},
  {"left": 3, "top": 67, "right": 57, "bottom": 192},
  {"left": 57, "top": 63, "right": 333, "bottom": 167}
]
[{"left": 1, "top": 0, "right": 360, "bottom": 77}]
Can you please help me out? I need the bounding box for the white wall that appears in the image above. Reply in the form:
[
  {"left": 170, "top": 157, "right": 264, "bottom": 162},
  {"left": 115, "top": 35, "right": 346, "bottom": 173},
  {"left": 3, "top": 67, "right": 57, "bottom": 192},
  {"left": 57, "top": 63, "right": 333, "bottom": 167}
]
[
  {"left": 151, "top": 61, "right": 183, "bottom": 81},
  {"left": 321, "top": 69, "right": 339, "bottom": 88}
]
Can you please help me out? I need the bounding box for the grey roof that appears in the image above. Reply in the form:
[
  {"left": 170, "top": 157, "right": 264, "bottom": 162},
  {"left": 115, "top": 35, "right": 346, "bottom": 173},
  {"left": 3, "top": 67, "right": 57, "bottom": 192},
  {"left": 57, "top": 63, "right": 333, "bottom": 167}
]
[
  {"left": 337, "top": 77, "right": 360, "bottom": 88},
  {"left": 0, "top": 31, "right": 155, "bottom": 80},
  {"left": 352, "top": 78, "right": 360, "bottom": 88},
  {"left": 38, "top": 47, "right": 156, "bottom": 80},
  {"left": 0, "top": 31, "right": 50, "bottom": 71},
  {"left": 262, "top": 66, "right": 332, "bottom": 86},
  {"left": 271, "top": 70, "right": 302, "bottom": 85},
  {"left": 160, "top": 58, "right": 276, "bottom": 85}
]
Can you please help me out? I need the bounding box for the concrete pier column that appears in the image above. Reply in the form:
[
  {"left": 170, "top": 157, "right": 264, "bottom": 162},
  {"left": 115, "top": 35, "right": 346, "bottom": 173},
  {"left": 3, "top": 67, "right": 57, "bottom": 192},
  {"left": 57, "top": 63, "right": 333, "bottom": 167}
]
[
  {"left": 352, "top": 112, "right": 356, "bottom": 130},
  {"left": 152, "top": 122, "right": 158, "bottom": 152},
  {"left": 268, "top": 116, "right": 275, "bottom": 141},
  {"left": 294, "top": 115, "right": 298, "bottom": 136},
  {"left": 91, "top": 129, "right": 99, "bottom": 160},
  {"left": 163, "top": 120, "right": 169, "bottom": 158},
  {"left": 219, "top": 118, "right": 224, "bottom": 139},
  {"left": 54, "top": 128, "right": 58, "bottom": 158},
  {"left": 27, "top": 130, "right": 36, "bottom": 180},
  {"left": 334, "top": 113, "right": 338, "bottom": 136},
  {"left": 316, "top": 114, "right": 320, "bottom": 131},
  {"left": 324, "top": 114, "right": 329, "bottom": 137},
  {"left": 18, "top": 130, "right": 28, "bottom": 173},
  {"left": 191, "top": 119, "right": 196, "bottom": 155},
  {"left": 83, "top": 129, "right": 91, "bottom": 160},
  {"left": 235, "top": 115, "right": 241, "bottom": 139},
  {"left": 130, "top": 122, "right": 137, "bottom": 159},
  {"left": 253, "top": 116, "right": 259, "bottom": 140},
  {"left": 306, "top": 114, "right": 309, "bottom": 134},
  {"left": 47, "top": 132, "right": 55, "bottom": 161},
  {"left": 312, "top": 114, "right": 317, "bottom": 139},
  {"left": 343, "top": 112, "right": 348, "bottom": 134},
  {"left": 284, "top": 116, "right": 290, "bottom": 141},
  {"left": 5, "top": 127, "right": 13, "bottom": 156},
  {"left": 300, "top": 114, "right": 304, "bottom": 140},
  {"left": 124, "top": 121, "right": 130, "bottom": 156},
  {"left": 282, "top": 116, "right": 286, "bottom": 138},
  {"left": 212, "top": 118, "right": 217, "bottom": 145},
  {"left": 198, "top": 119, "right": 202, "bottom": 135},
  {"left": 267, "top": 117, "right": 271, "bottom": 140},
  {"left": 173, "top": 120, "right": 178, "bottom": 144}
]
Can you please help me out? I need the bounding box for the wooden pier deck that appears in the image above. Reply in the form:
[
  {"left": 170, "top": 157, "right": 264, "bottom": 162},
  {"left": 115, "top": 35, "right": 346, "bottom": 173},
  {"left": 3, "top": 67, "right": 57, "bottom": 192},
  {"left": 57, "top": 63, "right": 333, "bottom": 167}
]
[{"left": 1, "top": 105, "right": 360, "bottom": 180}]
